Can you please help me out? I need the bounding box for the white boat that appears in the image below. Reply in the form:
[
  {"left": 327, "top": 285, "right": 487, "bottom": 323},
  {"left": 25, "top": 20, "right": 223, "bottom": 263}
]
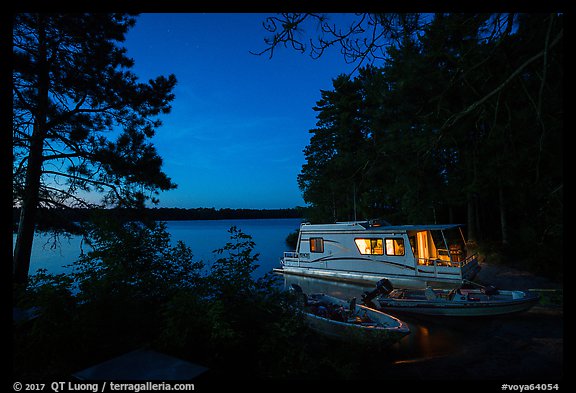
[
  {"left": 361, "top": 279, "right": 540, "bottom": 317},
  {"left": 292, "top": 285, "right": 410, "bottom": 346},
  {"left": 275, "top": 220, "right": 480, "bottom": 289}
]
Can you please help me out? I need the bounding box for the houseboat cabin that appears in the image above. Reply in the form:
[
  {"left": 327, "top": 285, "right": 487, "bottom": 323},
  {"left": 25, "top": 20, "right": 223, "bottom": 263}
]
[{"left": 275, "top": 220, "right": 480, "bottom": 289}]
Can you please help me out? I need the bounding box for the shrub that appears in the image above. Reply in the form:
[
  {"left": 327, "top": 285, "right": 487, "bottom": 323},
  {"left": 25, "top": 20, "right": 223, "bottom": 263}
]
[{"left": 14, "top": 219, "right": 309, "bottom": 379}]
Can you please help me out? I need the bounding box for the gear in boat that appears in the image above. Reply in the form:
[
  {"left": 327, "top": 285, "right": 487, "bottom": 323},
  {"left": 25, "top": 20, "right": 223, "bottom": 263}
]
[
  {"left": 292, "top": 284, "right": 377, "bottom": 326},
  {"left": 361, "top": 278, "right": 500, "bottom": 305}
]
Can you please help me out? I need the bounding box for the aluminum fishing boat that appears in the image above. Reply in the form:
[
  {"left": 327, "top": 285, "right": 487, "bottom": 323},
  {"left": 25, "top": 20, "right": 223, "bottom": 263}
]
[
  {"left": 291, "top": 284, "right": 410, "bottom": 345},
  {"left": 361, "top": 278, "right": 540, "bottom": 317}
]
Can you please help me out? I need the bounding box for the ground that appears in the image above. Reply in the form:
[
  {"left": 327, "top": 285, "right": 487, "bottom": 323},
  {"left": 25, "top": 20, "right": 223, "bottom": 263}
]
[{"left": 380, "top": 260, "right": 564, "bottom": 381}]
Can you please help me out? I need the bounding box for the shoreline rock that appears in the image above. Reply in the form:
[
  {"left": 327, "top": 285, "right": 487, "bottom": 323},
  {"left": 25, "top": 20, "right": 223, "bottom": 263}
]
[{"left": 474, "top": 261, "right": 563, "bottom": 291}]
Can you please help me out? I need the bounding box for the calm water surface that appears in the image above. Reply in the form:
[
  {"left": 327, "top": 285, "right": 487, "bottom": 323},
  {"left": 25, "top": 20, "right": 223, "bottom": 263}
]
[
  {"left": 166, "top": 218, "right": 302, "bottom": 278},
  {"left": 14, "top": 218, "right": 302, "bottom": 277},
  {"left": 13, "top": 218, "right": 476, "bottom": 364}
]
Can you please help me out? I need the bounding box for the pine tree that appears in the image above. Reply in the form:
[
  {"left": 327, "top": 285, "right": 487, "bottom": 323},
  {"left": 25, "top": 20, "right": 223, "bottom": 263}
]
[{"left": 13, "top": 13, "right": 177, "bottom": 284}]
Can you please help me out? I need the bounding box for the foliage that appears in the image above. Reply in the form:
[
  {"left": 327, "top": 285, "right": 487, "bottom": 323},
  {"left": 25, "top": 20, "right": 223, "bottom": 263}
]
[
  {"left": 12, "top": 13, "right": 177, "bottom": 209},
  {"left": 13, "top": 218, "right": 315, "bottom": 379},
  {"left": 14, "top": 217, "right": 204, "bottom": 378},
  {"left": 287, "top": 13, "right": 562, "bottom": 279},
  {"left": 285, "top": 229, "right": 300, "bottom": 249},
  {"left": 13, "top": 13, "right": 177, "bottom": 284},
  {"left": 159, "top": 225, "right": 313, "bottom": 378},
  {"left": 72, "top": 217, "right": 205, "bottom": 302},
  {"left": 207, "top": 226, "right": 262, "bottom": 298}
]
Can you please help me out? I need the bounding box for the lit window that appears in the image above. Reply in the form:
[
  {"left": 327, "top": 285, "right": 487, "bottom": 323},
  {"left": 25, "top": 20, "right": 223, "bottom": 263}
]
[
  {"left": 310, "top": 238, "right": 324, "bottom": 253},
  {"left": 385, "top": 238, "right": 405, "bottom": 256},
  {"left": 355, "top": 238, "right": 384, "bottom": 255}
]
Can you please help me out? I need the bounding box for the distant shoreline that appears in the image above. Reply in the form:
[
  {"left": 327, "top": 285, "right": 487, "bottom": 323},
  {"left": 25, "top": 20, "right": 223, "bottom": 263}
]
[{"left": 13, "top": 207, "right": 305, "bottom": 230}]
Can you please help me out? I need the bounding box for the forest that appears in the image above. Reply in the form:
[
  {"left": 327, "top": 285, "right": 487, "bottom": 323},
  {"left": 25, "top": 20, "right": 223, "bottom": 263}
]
[{"left": 286, "top": 13, "right": 563, "bottom": 279}]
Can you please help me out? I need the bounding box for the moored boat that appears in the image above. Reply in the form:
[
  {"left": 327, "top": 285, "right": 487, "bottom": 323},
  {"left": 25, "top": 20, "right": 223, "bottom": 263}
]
[
  {"left": 361, "top": 278, "right": 540, "bottom": 317},
  {"left": 291, "top": 284, "right": 410, "bottom": 346},
  {"left": 275, "top": 220, "right": 480, "bottom": 289}
]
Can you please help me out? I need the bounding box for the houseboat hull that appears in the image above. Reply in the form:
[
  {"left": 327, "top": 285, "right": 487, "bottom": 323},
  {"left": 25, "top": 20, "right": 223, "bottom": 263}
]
[{"left": 273, "top": 264, "right": 479, "bottom": 289}]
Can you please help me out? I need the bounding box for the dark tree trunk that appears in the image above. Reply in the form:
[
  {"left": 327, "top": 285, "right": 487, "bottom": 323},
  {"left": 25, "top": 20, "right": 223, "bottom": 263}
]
[
  {"left": 499, "top": 184, "right": 509, "bottom": 245},
  {"left": 467, "top": 193, "right": 477, "bottom": 242},
  {"left": 13, "top": 16, "right": 48, "bottom": 285}
]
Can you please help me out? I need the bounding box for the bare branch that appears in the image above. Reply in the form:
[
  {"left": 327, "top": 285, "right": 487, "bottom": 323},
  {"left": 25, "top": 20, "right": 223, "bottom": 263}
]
[
  {"left": 252, "top": 13, "right": 430, "bottom": 78},
  {"left": 440, "top": 28, "right": 563, "bottom": 132},
  {"left": 42, "top": 170, "right": 125, "bottom": 202},
  {"left": 41, "top": 185, "right": 99, "bottom": 209},
  {"left": 42, "top": 152, "right": 83, "bottom": 162}
]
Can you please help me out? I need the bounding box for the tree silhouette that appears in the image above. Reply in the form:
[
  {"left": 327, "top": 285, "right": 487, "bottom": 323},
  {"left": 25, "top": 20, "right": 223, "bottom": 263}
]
[
  {"left": 257, "top": 13, "right": 563, "bottom": 277},
  {"left": 13, "top": 13, "right": 177, "bottom": 284}
]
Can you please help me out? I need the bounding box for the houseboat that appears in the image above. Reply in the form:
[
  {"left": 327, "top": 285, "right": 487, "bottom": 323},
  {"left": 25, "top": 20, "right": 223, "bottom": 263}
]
[{"left": 274, "top": 220, "right": 481, "bottom": 289}]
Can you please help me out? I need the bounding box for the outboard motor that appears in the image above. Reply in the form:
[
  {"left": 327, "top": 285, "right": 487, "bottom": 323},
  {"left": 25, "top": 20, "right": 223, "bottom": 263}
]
[
  {"left": 290, "top": 283, "right": 308, "bottom": 305},
  {"left": 361, "top": 278, "right": 394, "bottom": 307},
  {"left": 349, "top": 297, "right": 357, "bottom": 313}
]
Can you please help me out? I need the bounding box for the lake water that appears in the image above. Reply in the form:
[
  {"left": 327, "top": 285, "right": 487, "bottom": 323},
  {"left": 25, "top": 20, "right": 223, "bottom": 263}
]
[{"left": 15, "top": 218, "right": 303, "bottom": 278}]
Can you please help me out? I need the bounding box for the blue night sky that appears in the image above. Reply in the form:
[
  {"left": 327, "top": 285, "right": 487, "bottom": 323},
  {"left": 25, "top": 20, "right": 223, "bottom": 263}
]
[{"left": 123, "top": 13, "right": 358, "bottom": 209}]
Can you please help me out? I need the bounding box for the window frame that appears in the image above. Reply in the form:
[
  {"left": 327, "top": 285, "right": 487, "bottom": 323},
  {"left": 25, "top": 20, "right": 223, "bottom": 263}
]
[
  {"left": 385, "top": 237, "right": 405, "bottom": 256},
  {"left": 309, "top": 237, "right": 324, "bottom": 253},
  {"left": 354, "top": 238, "right": 384, "bottom": 255}
]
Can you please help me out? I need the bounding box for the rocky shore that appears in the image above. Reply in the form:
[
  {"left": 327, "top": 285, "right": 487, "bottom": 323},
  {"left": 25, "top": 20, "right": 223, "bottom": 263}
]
[{"left": 474, "top": 260, "right": 563, "bottom": 291}]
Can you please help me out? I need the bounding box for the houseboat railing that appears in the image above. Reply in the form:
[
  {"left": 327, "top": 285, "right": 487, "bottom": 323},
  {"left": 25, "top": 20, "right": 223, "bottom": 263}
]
[
  {"left": 462, "top": 253, "right": 479, "bottom": 266},
  {"left": 283, "top": 251, "right": 299, "bottom": 259},
  {"left": 416, "top": 253, "right": 478, "bottom": 268}
]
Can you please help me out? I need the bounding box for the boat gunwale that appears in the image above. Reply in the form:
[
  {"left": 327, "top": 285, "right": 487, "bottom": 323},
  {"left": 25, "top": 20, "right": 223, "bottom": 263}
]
[{"left": 378, "top": 296, "right": 540, "bottom": 309}]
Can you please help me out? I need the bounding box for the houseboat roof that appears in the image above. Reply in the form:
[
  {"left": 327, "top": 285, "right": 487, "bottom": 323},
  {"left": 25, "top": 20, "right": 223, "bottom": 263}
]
[{"left": 300, "top": 221, "right": 463, "bottom": 233}]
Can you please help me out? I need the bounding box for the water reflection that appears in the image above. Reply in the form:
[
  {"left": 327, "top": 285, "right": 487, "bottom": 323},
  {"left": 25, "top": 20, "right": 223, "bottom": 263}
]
[{"left": 278, "top": 273, "right": 466, "bottom": 363}]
